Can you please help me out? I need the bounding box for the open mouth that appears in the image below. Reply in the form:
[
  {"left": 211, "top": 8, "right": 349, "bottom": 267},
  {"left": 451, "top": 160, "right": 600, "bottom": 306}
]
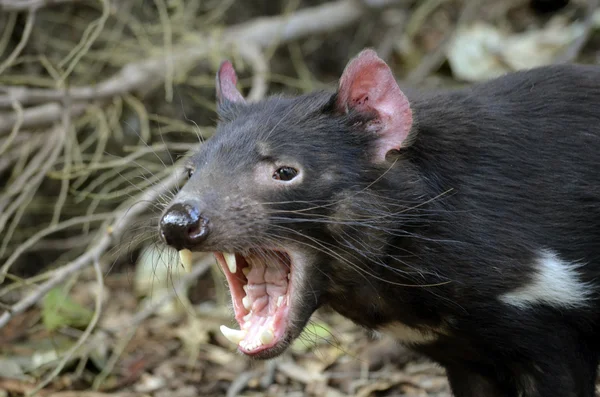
[{"left": 213, "top": 250, "right": 292, "bottom": 356}]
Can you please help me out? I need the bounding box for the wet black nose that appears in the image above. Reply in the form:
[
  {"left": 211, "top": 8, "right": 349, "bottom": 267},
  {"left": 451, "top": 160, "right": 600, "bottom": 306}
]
[{"left": 159, "top": 201, "right": 209, "bottom": 250}]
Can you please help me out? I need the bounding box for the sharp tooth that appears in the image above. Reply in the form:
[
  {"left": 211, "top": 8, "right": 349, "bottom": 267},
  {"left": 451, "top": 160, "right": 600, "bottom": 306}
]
[
  {"left": 287, "top": 273, "right": 291, "bottom": 280},
  {"left": 179, "top": 249, "right": 192, "bottom": 268},
  {"left": 242, "top": 296, "right": 252, "bottom": 310},
  {"left": 243, "top": 312, "right": 252, "bottom": 321},
  {"left": 259, "top": 329, "right": 274, "bottom": 345},
  {"left": 242, "top": 267, "right": 250, "bottom": 276},
  {"left": 277, "top": 296, "right": 284, "bottom": 307},
  {"left": 224, "top": 252, "right": 237, "bottom": 273},
  {"left": 243, "top": 285, "right": 248, "bottom": 293},
  {"left": 220, "top": 325, "right": 246, "bottom": 345}
]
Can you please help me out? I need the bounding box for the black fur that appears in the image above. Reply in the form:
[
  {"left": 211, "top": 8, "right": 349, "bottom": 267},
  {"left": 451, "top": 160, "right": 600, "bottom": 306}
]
[{"left": 163, "top": 64, "right": 600, "bottom": 396}]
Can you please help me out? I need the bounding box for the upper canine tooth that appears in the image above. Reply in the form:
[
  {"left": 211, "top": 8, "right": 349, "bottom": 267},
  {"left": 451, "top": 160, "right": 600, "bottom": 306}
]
[
  {"left": 179, "top": 249, "right": 192, "bottom": 268},
  {"left": 224, "top": 252, "right": 237, "bottom": 273},
  {"left": 220, "top": 325, "right": 246, "bottom": 345}
]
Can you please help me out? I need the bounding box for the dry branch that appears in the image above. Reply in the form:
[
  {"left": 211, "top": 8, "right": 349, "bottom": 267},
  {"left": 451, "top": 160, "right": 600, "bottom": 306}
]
[
  {"left": 0, "top": 0, "right": 80, "bottom": 11},
  {"left": 0, "top": 0, "right": 401, "bottom": 134},
  {"left": 555, "top": 0, "right": 599, "bottom": 63},
  {"left": 407, "top": 0, "right": 481, "bottom": 83},
  {"left": 0, "top": 167, "right": 185, "bottom": 329}
]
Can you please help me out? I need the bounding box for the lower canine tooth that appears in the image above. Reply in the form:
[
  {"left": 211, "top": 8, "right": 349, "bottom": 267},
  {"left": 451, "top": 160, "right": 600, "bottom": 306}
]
[
  {"left": 220, "top": 325, "right": 246, "bottom": 345},
  {"left": 224, "top": 252, "right": 237, "bottom": 273},
  {"left": 179, "top": 249, "right": 192, "bottom": 268},
  {"left": 243, "top": 312, "right": 252, "bottom": 321},
  {"left": 242, "top": 296, "right": 252, "bottom": 310},
  {"left": 259, "top": 329, "right": 275, "bottom": 345},
  {"left": 242, "top": 267, "right": 250, "bottom": 276},
  {"left": 277, "top": 296, "right": 284, "bottom": 307}
]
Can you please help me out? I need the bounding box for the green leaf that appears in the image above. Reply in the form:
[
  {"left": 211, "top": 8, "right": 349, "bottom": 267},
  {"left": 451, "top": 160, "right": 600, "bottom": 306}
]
[{"left": 41, "top": 287, "right": 94, "bottom": 331}]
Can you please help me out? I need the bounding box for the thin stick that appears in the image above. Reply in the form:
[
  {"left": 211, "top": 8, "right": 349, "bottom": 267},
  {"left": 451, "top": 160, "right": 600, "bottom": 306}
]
[
  {"left": 0, "top": 10, "right": 35, "bottom": 75},
  {"left": 554, "top": 0, "right": 599, "bottom": 64},
  {"left": 0, "top": 165, "right": 185, "bottom": 329},
  {"left": 0, "top": 0, "right": 80, "bottom": 11},
  {"left": 406, "top": 0, "right": 480, "bottom": 84},
  {"left": 0, "top": 0, "right": 400, "bottom": 133}
]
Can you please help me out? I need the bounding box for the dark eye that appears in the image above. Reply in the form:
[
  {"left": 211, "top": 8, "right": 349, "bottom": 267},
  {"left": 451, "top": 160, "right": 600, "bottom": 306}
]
[
  {"left": 186, "top": 167, "right": 194, "bottom": 179},
  {"left": 273, "top": 166, "right": 298, "bottom": 181}
]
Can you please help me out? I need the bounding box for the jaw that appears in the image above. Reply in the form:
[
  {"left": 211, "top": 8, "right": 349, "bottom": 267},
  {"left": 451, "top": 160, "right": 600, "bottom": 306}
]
[{"left": 213, "top": 248, "right": 319, "bottom": 359}]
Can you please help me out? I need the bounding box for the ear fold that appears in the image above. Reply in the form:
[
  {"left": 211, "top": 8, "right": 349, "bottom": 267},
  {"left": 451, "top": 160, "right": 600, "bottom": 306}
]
[
  {"left": 335, "top": 49, "right": 413, "bottom": 162},
  {"left": 216, "top": 61, "right": 246, "bottom": 105}
]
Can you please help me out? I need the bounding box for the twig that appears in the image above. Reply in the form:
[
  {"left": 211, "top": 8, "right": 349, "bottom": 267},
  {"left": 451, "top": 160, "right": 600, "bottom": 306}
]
[
  {"left": 0, "top": 164, "right": 186, "bottom": 329},
  {"left": 0, "top": 100, "right": 23, "bottom": 155},
  {"left": 406, "top": 0, "right": 481, "bottom": 84},
  {"left": 58, "top": 0, "right": 110, "bottom": 84},
  {"left": 0, "top": 128, "right": 60, "bottom": 213},
  {"left": 0, "top": 0, "right": 400, "bottom": 133},
  {"left": 0, "top": 124, "right": 66, "bottom": 237},
  {"left": 0, "top": 212, "right": 112, "bottom": 280},
  {"left": 0, "top": 0, "right": 79, "bottom": 11},
  {"left": 0, "top": 95, "right": 74, "bottom": 256},
  {"left": 0, "top": 136, "right": 45, "bottom": 173},
  {"left": 0, "top": 10, "right": 35, "bottom": 75},
  {"left": 0, "top": 12, "right": 17, "bottom": 56},
  {"left": 154, "top": 0, "right": 175, "bottom": 103},
  {"left": 555, "top": 0, "right": 599, "bottom": 64},
  {"left": 0, "top": 102, "right": 87, "bottom": 135},
  {"left": 51, "top": 95, "right": 73, "bottom": 225},
  {"left": 26, "top": 234, "right": 94, "bottom": 252},
  {"left": 237, "top": 43, "right": 270, "bottom": 102}
]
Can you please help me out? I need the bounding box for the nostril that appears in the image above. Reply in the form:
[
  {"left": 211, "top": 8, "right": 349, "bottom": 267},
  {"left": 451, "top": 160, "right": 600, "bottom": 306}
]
[
  {"left": 159, "top": 201, "right": 209, "bottom": 250},
  {"left": 187, "top": 216, "right": 209, "bottom": 242},
  {"left": 187, "top": 225, "right": 200, "bottom": 239}
]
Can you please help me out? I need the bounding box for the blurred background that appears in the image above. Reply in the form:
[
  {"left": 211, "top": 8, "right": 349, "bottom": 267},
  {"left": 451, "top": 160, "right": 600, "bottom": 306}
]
[{"left": 0, "top": 0, "right": 599, "bottom": 396}]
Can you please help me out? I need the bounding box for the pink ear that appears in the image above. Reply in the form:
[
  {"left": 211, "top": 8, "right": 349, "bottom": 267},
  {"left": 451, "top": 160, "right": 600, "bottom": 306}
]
[
  {"left": 216, "top": 61, "right": 246, "bottom": 104},
  {"left": 336, "top": 49, "right": 413, "bottom": 162}
]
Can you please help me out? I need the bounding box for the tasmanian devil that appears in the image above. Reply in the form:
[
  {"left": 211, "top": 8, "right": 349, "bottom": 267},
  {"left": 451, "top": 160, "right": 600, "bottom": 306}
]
[{"left": 158, "top": 48, "right": 600, "bottom": 397}]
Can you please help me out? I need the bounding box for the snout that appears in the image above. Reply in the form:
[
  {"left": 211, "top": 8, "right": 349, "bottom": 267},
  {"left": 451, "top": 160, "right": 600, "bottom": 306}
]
[{"left": 159, "top": 201, "right": 209, "bottom": 250}]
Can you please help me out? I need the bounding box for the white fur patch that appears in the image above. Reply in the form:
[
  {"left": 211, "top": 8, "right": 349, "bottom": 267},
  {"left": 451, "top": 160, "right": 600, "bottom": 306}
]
[
  {"left": 500, "top": 250, "right": 591, "bottom": 309},
  {"left": 379, "top": 322, "right": 440, "bottom": 345}
]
